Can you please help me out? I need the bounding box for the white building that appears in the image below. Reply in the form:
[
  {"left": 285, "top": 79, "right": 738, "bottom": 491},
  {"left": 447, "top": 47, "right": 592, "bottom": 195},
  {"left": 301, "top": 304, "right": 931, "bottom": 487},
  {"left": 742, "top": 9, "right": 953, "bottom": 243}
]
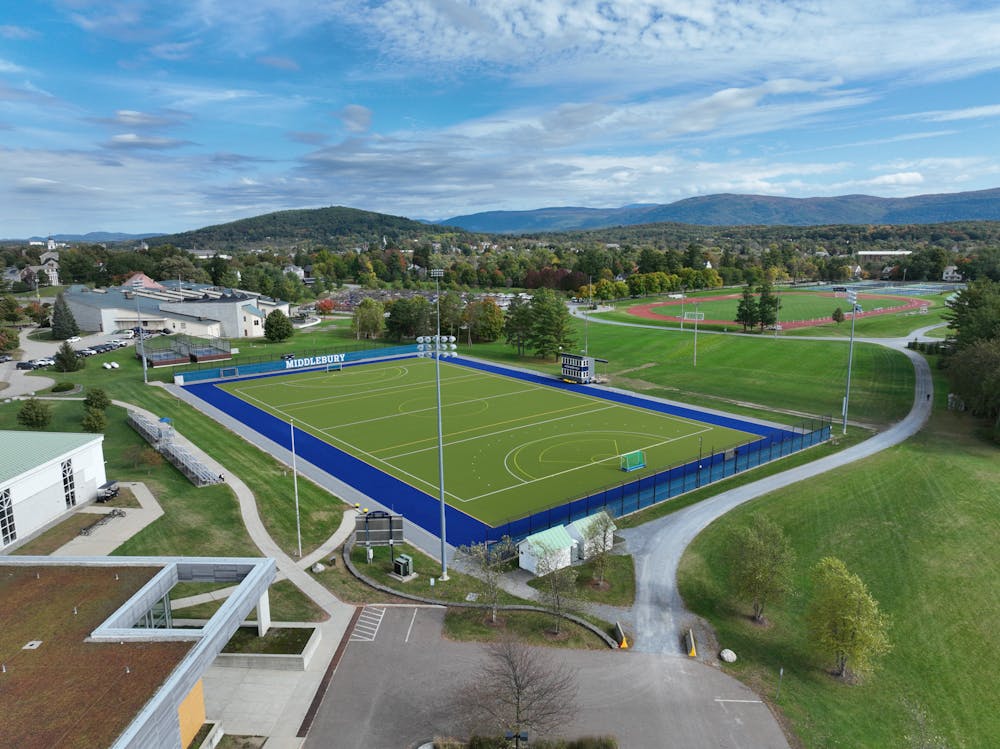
[
  {"left": 517, "top": 525, "right": 578, "bottom": 576},
  {"left": 566, "top": 511, "right": 616, "bottom": 561},
  {"left": 0, "top": 430, "right": 107, "bottom": 551}
]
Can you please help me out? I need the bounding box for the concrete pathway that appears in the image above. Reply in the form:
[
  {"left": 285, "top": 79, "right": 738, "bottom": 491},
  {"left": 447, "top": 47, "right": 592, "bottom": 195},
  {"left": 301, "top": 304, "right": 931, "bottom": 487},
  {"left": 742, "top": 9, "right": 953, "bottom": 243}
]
[
  {"left": 52, "top": 482, "right": 164, "bottom": 556},
  {"left": 112, "top": 392, "right": 359, "bottom": 747}
]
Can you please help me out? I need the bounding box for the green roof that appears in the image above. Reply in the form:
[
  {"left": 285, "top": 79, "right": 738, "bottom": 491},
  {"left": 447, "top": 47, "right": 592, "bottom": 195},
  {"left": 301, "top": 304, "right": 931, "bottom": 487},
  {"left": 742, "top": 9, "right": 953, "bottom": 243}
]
[
  {"left": 521, "top": 525, "right": 576, "bottom": 553},
  {"left": 0, "top": 431, "right": 103, "bottom": 485}
]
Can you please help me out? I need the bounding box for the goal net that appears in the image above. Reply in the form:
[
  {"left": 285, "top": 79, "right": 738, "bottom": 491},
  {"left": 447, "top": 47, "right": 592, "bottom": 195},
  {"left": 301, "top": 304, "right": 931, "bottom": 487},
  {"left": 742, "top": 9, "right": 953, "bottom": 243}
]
[{"left": 620, "top": 450, "right": 646, "bottom": 472}]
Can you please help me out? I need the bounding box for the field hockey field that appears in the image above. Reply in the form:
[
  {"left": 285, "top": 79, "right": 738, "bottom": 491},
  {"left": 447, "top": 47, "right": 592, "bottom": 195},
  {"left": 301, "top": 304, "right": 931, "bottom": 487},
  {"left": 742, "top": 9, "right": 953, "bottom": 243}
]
[{"left": 220, "top": 358, "right": 757, "bottom": 525}]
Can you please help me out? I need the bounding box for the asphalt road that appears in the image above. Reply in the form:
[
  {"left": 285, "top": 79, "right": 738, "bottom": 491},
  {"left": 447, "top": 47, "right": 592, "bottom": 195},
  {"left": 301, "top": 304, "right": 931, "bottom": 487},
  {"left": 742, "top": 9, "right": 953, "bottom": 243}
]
[{"left": 304, "top": 606, "right": 790, "bottom": 749}]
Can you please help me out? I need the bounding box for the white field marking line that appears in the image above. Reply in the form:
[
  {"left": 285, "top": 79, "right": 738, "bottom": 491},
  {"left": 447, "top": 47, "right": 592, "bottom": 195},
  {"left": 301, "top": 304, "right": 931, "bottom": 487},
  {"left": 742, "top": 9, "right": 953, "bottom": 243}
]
[
  {"left": 370, "top": 397, "right": 591, "bottom": 457},
  {"left": 462, "top": 362, "right": 721, "bottom": 432},
  {"left": 330, "top": 383, "right": 545, "bottom": 432},
  {"left": 405, "top": 608, "right": 418, "bottom": 643},
  {"left": 238, "top": 397, "right": 465, "bottom": 502},
  {"left": 381, "top": 404, "right": 617, "bottom": 462},
  {"left": 502, "top": 430, "right": 672, "bottom": 484},
  {"left": 277, "top": 365, "right": 410, "bottom": 391},
  {"left": 467, "top": 426, "right": 714, "bottom": 503},
  {"left": 277, "top": 371, "right": 485, "bottom": 413}
]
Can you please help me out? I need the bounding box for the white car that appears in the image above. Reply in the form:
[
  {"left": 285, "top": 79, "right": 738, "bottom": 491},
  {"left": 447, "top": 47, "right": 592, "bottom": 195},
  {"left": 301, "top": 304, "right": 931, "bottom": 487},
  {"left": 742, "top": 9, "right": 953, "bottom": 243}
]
[{"left": 66, "top": 336, "right": 81, "bottom": 343}]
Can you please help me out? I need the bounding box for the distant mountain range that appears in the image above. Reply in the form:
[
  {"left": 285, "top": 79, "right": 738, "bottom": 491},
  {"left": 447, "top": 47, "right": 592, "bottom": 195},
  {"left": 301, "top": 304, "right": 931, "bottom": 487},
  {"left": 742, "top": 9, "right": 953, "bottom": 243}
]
[
  {"left": 442, "top": 188, "right": 1000, "bottom": 233},
  {"left": 26, "top": 231, "right": 163, "bottom": 243}
]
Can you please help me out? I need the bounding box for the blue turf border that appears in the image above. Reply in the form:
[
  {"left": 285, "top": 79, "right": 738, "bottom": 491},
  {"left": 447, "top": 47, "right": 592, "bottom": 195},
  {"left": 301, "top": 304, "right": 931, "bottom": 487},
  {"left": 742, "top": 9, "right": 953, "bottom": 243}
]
[{"left": 181, "top": 355, "right": 830, "bottom": 547}]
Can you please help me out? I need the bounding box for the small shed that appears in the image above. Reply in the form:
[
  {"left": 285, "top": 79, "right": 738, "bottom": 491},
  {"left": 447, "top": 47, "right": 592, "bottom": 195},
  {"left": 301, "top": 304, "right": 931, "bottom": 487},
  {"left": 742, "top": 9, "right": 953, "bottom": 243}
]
[
  {"left": 517, "top": 526, "right": 578, "bottom": 576},
  {"left": 567, "top": 511, "right": 617, "bottom": 561}
]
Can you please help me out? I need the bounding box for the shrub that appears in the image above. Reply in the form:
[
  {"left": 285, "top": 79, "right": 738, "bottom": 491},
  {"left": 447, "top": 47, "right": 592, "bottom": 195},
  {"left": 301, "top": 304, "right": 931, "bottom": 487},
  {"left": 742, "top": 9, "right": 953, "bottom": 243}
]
[
  {"left": 51, "top": 381, "right": 75, "bottom": 392},
  {"left": 81, "top": 407, "right": 106, "bottom": 433}
]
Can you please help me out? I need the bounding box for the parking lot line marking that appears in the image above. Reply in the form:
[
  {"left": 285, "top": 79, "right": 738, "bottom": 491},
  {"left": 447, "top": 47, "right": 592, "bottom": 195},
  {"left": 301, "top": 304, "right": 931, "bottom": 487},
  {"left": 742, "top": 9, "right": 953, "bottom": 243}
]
[
  {"left": 404, "top": 608, "right": 418, "bottom": 642},
  {"left": 350, "top": 606, "right": 386, "bottom": 642}
]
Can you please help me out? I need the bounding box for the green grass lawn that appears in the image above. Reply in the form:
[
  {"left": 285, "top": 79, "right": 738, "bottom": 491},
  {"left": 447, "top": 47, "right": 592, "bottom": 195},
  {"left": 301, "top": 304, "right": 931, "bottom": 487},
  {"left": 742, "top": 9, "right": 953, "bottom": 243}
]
[
  {"left": 473, "top": 319, "right": 914, "bottom": 428},
  {"left": 677, "top": 401, "right": 999, "bottom": 748},
  {"left": 220, "top": 358, "right": 755, "bottom": 525},
  {"left": 528, "top": 553, "right": 636, "bottom": 607}
]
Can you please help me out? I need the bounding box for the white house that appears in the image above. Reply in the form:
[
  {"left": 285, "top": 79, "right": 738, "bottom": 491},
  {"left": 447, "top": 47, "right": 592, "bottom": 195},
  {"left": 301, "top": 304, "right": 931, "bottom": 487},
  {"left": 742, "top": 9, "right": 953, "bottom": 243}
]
[
  {"left": 0, "top": 430, "right": 107, "bottom": 551},
  {"left": 566, "top": 511, "right": 617, "bottom": 561},
  {"left": 942, "top": 265, "right": 963, "bottom": 282},
  {"left": 517, "top": 525, "right": 578, "bottom": 576}
]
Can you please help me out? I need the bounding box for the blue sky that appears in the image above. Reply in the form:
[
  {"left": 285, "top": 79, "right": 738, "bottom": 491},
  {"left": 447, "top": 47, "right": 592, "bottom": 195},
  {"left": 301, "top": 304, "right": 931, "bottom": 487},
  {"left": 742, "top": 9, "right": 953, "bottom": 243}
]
[{"left": 2, "top": 1, "right": 1000, "bottom": 236}]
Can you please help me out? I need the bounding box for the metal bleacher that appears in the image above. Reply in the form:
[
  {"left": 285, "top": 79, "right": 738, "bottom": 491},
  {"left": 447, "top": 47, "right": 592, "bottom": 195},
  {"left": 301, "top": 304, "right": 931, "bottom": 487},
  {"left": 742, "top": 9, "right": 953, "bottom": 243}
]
[{"left": 126, "top": 411, "right": 224, "bottom": 488}]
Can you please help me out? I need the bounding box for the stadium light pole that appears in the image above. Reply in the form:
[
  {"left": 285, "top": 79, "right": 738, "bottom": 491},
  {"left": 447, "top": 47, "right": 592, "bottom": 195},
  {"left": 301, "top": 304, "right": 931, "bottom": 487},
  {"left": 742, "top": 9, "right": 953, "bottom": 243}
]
[
  {"left": 291, "top": 417, "right": 302, "bottom": 559},
  {"left": 693, "top": 302, "right": 699, "bottom": 367},
  {"left": 430, "top": 268, "right": 449, "bottom": 581},
  {"left": 842, "top": 290, "right": 860, "bottom": 435},
  {"left": 133, "top": 291, "right": 148, "bottom": 385}
]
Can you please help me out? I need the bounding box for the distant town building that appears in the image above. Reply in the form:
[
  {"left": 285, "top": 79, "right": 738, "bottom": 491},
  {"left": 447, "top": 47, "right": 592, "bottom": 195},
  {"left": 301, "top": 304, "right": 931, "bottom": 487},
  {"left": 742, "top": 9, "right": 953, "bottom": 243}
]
[{"left": 942, "top": 265, "right": 963, "bottom": 282}]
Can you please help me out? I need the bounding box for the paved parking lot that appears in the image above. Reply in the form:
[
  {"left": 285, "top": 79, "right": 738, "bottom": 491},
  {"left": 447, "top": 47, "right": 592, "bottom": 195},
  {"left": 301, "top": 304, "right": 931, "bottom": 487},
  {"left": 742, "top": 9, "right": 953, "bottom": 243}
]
[{"left": 304, "top": 606, "right": 789, "bottom": 749}]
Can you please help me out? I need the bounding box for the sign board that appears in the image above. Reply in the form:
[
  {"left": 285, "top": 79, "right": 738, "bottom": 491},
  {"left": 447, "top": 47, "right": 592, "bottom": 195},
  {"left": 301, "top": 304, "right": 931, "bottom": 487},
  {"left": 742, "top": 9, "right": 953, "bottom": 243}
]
[{"left": 354, "top": 510, "right": 404, "bottom": 545}]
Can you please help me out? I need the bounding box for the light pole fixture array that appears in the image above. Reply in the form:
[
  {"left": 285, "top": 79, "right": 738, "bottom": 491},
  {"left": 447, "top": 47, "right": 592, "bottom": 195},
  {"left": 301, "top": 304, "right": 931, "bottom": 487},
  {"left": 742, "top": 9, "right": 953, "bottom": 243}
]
[
  {"left": 842, "top": 289, "right": 861, "bottom": 435},
  {"left": 416, "top": 267, "right": 458, "bottom": 581}
]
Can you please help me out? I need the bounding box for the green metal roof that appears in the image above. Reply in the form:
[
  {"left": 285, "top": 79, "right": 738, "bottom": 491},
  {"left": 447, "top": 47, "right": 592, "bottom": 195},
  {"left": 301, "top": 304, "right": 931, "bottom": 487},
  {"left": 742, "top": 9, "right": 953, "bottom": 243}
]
[
  {"left": 521, "top": 525, "right": 576, "bottom": 553},
  {"left": 569, "top": 511, "right": 615, "bottom": 536},
  {"left": 0, "top": 431, "right": 103, "bottom": 485}
]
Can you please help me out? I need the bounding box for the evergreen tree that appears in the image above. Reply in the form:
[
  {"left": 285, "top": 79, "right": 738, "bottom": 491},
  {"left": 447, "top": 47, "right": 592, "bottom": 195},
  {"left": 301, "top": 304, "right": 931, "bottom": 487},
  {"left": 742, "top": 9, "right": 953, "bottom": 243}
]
[
  {"left": 51, "top": 293, "right": 80, "bottom": 339},
  {"left": 504, "top": 295, "right": 533, "bottom": 356},
  {"left": 832, "top": 306, "right": 845, "bottom": 325},
  {"left": 527, "top": 288, "right": 576, "bottom": 360},
  {"left": 81, "top": 407, "right": 106, "bottom": 433},
  {"left": 53, "top": 341, "right": 82, "bottom": 372},
  {"left": 17, "top": 398, "right": 52, "bottom": 429},
  {"left": 263, "top": 309, "right": 294, "bottom": 342},
  {"left": 757, "top": 282, "right": 779, "bottom": 330},
  {"left": 83, "top": 388, "right": 111, "bottom": 411},
  {"left": 736, "top": 284, "right": 760, "bottom": 332}
]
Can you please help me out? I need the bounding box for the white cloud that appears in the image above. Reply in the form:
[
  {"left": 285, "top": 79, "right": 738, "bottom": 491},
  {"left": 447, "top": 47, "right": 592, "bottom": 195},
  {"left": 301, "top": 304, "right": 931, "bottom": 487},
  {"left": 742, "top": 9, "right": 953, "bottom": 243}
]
[
  {"left": 909, "top": 104, "right": 1000, "bottom": 122},
  {"left": 0, "top": 58, "right": 27, "bottom": 74},
  {"left": 337, "top": 104, "right": 373, "bottom": 134},
  {"left": 0, "top": 25, "right": 36, "bottom": 40},
  {"left": 105, "top": 133, "right": 191, "bottom": 149}
]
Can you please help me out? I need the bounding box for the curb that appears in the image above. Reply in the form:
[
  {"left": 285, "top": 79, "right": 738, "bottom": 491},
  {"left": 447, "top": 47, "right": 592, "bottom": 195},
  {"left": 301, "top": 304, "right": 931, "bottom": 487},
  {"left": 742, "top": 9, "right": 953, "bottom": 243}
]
[{"left": 341, "top": 539, "right": 619, "bottom": 649}]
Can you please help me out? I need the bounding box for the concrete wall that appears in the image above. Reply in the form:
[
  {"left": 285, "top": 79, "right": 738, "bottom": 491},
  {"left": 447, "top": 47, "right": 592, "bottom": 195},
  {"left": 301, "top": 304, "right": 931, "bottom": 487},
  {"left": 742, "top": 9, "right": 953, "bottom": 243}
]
[{"left": 3, "top": 438, "right": 106, "bottom": 551}]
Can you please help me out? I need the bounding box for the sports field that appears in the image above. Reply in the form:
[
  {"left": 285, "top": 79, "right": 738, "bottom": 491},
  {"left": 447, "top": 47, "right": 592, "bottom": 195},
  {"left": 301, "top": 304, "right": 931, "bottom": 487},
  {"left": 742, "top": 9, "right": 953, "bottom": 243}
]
[{"left": 220, "top": 358, "right": 757, "bottom": 525}]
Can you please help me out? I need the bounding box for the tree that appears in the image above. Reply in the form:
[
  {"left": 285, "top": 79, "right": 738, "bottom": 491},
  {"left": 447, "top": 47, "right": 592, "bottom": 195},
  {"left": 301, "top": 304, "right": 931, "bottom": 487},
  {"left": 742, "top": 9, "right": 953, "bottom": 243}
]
[
  {"left": 464, "top": 298, "right": 505, "bottom": 342},
  {"left": 0, "top": 295, "right": 20, "bottom": 324},
  {"left": 315, "top": 298, "right": 335, "bottom": 315},
  {"left": 455, "top": 636, "right": 578, "bottom": 742},
  {"left": 385, "top": 296, "right": 432, "bottom": 340},
  {"left": 527, "top": 288, "right": 576, "bottom": 360},
  {"left": 351, "top": 297, "right": 385, "bottom": 339},
  {"left": 946, "top": 338, "right": 1000, "bottom": 436},
  {"left": 53, "top": 341, "right": 83, "bottom": 372},
  {"left": 504, "top": 295, "right": 533, "bottom": 356},
  {"left": 81, "top": 407, "right": 106, "bottom": 433},
  {"left": 582, "top": 512, "right": 616, "bottom": 586},
  {"left": 726, "top": 514, "right": 796, "bottom": 623},
  {"left": 806, "top": 556, "right": 891, "bottom": 679},
  {"left": 17, "top": 398, "right": 52, "bottom": 429},
  {"left": 123, "top": 445, "right": 164, "bottom": 472},
  {"left": 944, "top": 279, "right": 1000, "bottom": 349},
  {"left": 536, "top": 548, "right": 578, "bottom": 635},
  {"left": 457, "top": 537, "right": 515, "bottom": 624},
  {"left": 735, "top": 284, "right": 759, "bottom": 332},
  {"left": 83, "top": 388, "right": 111, "bottom": 411},
  {"left": 757, "top": 282, "right": 779, "bottom": 330},
  {"left": 438, "top": 290, "right": 464, "bottom": 337},
  {"left": 832, "top": 306, "right": 845, "bottom": 325},
  {"left": 263, "top": 309, "right": 294, "bottom": 342},
  {"left": 51, "top": 293, "right": 79, "bottom": 340}
]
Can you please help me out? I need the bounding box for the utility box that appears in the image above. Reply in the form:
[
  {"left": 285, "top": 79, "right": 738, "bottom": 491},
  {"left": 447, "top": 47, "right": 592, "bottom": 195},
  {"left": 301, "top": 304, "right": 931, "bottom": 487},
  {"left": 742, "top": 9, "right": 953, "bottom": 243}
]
[{"left": 393, "top": 554, "right": 413, "bottom": 577}]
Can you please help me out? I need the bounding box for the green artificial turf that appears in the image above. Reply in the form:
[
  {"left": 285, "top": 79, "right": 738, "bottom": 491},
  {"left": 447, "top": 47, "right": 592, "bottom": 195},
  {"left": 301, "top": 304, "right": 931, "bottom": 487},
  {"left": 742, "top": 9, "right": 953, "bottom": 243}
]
[{"left": 220, "top": 358, "right": 756, "bottom": 525}]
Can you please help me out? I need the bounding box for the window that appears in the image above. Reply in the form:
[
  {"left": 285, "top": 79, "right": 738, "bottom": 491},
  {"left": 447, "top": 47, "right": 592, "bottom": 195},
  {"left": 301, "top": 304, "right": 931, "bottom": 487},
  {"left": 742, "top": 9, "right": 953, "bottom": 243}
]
[
  {"left": 62, "top": 459, "right": 76, "bottom": 509},
  {"left": 1, "top": 488, "right": 15, "bottom": 546}
]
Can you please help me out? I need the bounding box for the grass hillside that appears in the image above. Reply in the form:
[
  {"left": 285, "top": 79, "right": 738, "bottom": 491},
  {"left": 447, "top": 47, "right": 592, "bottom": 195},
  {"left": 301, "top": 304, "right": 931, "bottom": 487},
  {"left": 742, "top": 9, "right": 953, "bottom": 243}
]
[{"left": 678, "top": 395, "right": 1000, "bottom": 748}]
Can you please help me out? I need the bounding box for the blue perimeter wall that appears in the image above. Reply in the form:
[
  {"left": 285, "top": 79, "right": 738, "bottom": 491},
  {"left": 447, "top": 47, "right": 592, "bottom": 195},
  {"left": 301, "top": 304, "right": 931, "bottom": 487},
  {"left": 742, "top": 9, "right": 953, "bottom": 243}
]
[{"left": 182, "top": 355, "right": 830, "bottom": 547}]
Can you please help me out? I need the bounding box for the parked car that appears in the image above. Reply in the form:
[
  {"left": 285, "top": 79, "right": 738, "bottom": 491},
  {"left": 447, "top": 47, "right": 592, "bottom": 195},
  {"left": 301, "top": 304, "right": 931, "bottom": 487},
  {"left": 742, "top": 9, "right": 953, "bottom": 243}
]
[
  {"left": 16, "top": 361, "right": 37, "bottom": 370},
  {"left": 34, "top": 357, "right": 55, "bottom": 367},
  {"left": 76, "top": 348, "right": 96, "bottom": 357},
  {"left": 121, "top": 330, "right": 135, "bottom": 339},
  {"left": 0, "top": 354, "right": 11, "bottom": 363},
  {"left": 66, "top": 336, "right": 81, "bottom": 343},
  {"left": 109, "top": 339, "right": 127, "bottom": 347},
  {"left": 160, "top": 328, "right": 173, "bottom": 334}
]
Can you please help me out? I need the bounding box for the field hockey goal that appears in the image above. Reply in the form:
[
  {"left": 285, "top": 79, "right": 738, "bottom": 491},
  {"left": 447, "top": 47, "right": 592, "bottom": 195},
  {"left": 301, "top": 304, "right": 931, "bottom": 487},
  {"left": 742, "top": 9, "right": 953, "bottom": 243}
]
[{"left": 620, "top": 450, "right": 646, "bottom": 472}]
